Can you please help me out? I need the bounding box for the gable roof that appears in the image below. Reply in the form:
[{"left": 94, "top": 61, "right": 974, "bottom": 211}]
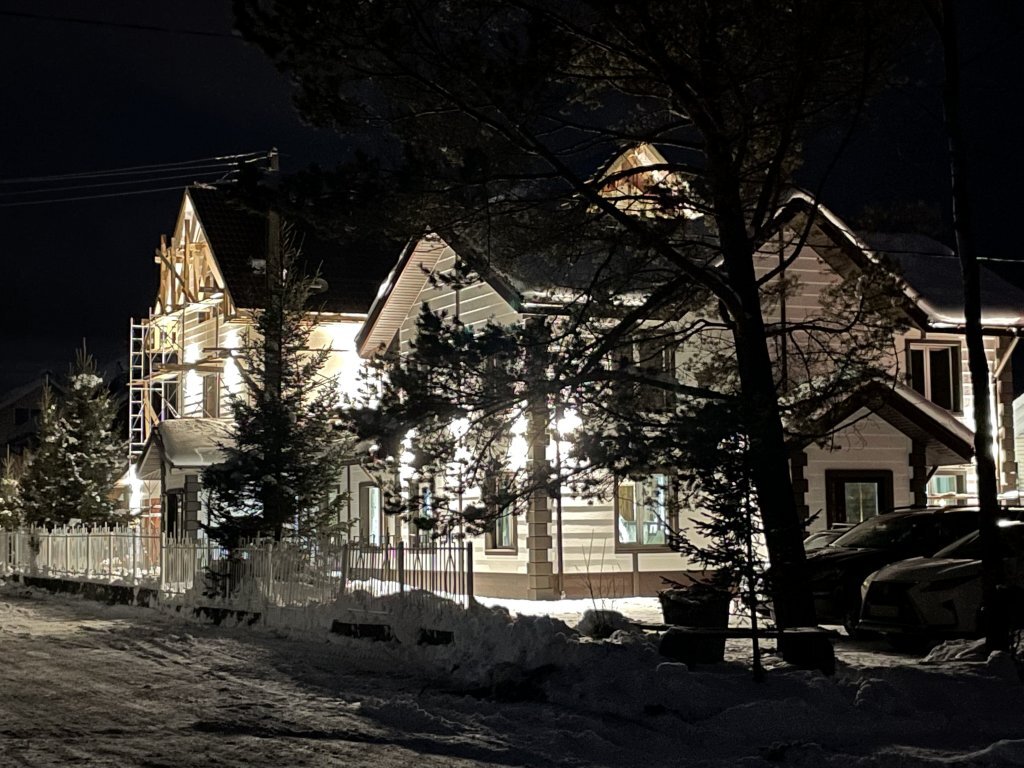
[
  {"left": 185, "top": 185, "right": 392, "bottom": 315},
  {"left": 778, "top": 192, "right": 1024, "bottom": 331},
  {"left": 802, "top": 380, "right": 974, "bottom": 467}
]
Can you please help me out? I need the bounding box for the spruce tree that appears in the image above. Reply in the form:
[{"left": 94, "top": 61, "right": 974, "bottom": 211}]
[
  {"left": 19, "top": 354, "right": 124, "bottom": 526},
  {"left": 0, "top": 449, "right": 24, "bottom": 528},
  {"left": 19, "top": 385, "right": 63, "bottom": 526},
  {"left": 203, "top": 245, "right": 351, "bottom": 548}
]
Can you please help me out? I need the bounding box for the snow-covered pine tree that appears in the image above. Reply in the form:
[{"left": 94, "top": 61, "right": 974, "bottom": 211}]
[
  {"left": 18, "top": 354, "right": 124, "bottom": 526},
  {"left": 18, "top": 384, "right": 63, "bottom": 525},
  {"left": 203, "top": 243, "right": 351, "bottom": 548},
  {"left": 0, "top": 449, "right": 24, "bottom": 528}
]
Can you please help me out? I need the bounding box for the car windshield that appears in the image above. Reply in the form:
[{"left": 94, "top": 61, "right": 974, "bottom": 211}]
[
  {"left": 830, "top": 512, "right": 975, "bottom": 551},
  {"left": 831, "top": 515, "right": 925, "bottom": 549}
]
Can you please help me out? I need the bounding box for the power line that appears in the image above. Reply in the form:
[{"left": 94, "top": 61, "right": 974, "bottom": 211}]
[
  {"left": 0, "top": 182, "right": 236, "bottom": 208},
  {"left": 0, "top": 9, "right": 241, "bottom": 40},
  {"left": 0, "top": 152, "right": 267, "bottom": 185},
  {"left": 0, "top": 169, "right": 238, "bottom": 199}
]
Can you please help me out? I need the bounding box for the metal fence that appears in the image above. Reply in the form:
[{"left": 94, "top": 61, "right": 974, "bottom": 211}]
[{"left": 0, "top": 527, "right": 474, "bottom": 610}]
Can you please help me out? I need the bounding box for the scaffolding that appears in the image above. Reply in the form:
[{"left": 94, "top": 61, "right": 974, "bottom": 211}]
[{"left": 128, "top": 314, "right": 183, "bottom": 461}]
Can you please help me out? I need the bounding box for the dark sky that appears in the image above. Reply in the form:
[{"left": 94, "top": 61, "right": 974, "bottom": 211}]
[
  {"left": 0, "top": 1, "right": 1022, "bottom": 394},
  {"left": 0, "top": 0, "right": 346, "bottom": 391}
]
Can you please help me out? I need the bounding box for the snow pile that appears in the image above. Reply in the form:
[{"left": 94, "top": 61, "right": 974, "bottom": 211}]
[{"left": 6, "top": 577, "right": 1024, "bottom": 767}]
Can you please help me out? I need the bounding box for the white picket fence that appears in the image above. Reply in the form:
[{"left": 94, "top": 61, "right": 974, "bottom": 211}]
[
  {"left": 0, "top": 527, "right": 474, "bottom": 610},
  {"left": 0, "top": 526, "right": 161, "bottom": 585}
]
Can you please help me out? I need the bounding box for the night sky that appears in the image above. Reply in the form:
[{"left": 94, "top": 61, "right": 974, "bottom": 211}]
[{"left": 0, "top": 1, "right": 1022, "bottom": 393}]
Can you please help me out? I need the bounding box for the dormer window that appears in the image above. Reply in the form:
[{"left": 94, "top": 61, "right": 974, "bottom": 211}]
[{"left": 907, "top": 342, "right": 961, "bottom": 412}]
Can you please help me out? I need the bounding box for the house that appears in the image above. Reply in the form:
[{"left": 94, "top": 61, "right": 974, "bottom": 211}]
[
  {"left": 353, "top": 146, "right": 1024, "bottom": 600},
  {"left": 0, "top": 375, "right": 59, "bottom": 457},
  {"left": 130, "top": 183, "right": 393, "bottom": 540}
]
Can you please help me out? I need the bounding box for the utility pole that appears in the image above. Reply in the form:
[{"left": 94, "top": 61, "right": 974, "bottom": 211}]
[
  {"left": 263, "top": 148, "right": 286, "bottom": 539},
  {"left": 932, "top": 0, "right": 1007, "bottom": 651}
]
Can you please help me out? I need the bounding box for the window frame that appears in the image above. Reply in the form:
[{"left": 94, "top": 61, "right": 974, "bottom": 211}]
[
  {"left": 483, "top": 472, "right": 518, "bottom": 554},
  {"left": 825, "top": 469, "right": 894, "bottom": 527},
  {"left": 906, "top": 341, "right": 962, "bottom": 413},
  {"left": 614, "top": 472, "right": 676, "bottom": 552}
]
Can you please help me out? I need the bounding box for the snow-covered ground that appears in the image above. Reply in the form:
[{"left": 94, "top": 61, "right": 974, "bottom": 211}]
[{"left": 1, "top": 582, "right": 1023, "bottom": 767}]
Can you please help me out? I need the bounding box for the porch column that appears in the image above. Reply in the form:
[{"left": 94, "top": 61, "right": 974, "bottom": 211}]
[
  {"left": 184, "top": 474, "right": 202, "bottom": 539},
  {"left": 525, "top": 318, "right": 556, "bottom": 600},
  {"left": 909, "top": 441, "right": 928, "bottom": 507},
  {"left": 996, "top": 346, "right": 1017, "bottom": 492}
]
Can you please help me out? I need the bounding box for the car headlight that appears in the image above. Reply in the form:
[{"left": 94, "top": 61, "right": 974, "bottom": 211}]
[{"left": 921, "top": 575, "right": 976, "bottom": 592}]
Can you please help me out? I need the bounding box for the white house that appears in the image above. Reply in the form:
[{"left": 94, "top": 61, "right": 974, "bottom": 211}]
[
  {"left": 353, "top": 147, "right": 1024, "bottom": 600},
  {"left": 130, "top": 184, "right": 392, "bottom": 540}
]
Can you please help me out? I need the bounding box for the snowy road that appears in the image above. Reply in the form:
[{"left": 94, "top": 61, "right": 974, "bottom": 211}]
[
  {"left": 0, "top": 590, "right": 691, "bottom": 767},
  {"left": 2, "top": 587, "right": 1024, "bottom": 767}
]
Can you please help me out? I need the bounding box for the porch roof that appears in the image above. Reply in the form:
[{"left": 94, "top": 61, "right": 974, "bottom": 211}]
[
  {"left": 807, "top": 381, "right": 974, "bottom": 467},
  {"left": 136, "top": 418, "right": 234, "bottom": 479}
]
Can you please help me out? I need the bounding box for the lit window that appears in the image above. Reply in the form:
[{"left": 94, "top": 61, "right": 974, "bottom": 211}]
[
  {"left": 927, "top": 473, "right": 966, "bottom": 506},
  {"left": 484, "top": 472, "right": 516, "bottom": 552},
  {"left": 358, "top": 483, "right": 383, "bottom": 544},
  {"left": 908, "top": 343, "right": 961, "bottom": 411},
  {"left": 825, "top": 470, "right": 894, "bottom": 526},
  {"left": 616, "top": 474, "right": 672, "bottom": 548}
]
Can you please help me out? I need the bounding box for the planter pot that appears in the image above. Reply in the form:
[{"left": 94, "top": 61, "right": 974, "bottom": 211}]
[{"left": 658, "top": 587, "right": 731, "bottom": 665}]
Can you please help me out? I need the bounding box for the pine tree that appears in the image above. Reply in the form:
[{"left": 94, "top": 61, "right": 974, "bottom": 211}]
[
  {"left": 19, "top": 385, "right": 64, "bottom": 525},
  {"left": 0, "top": 449, "right": 24, "bottom": 528},
  {"left": 19, "top": 353, "right": 124, "bottom": 526},
  {"left": 203, "top": 243, "right": 352, "bottom": 548}
]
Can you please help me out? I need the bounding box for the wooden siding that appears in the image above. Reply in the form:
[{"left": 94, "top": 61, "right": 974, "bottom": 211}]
[
  {"left": 804, "top": 410, "right": 914, "bottom": 532},
  {"left": 398, "top": 250, "right": 520, "bottom": 353}
]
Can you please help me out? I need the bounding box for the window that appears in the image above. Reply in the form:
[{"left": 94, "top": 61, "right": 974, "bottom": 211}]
[
  {"left": 615, "top": 473, "right": 673, "bottom": 548},
  {"left": 202, "top": 374, "right": 220, "bottom": 418},
  {"left": 825, "top": 470, "right": 894, "bottom": 526},
  {"left": 358, "top": 483, "right": 383, "bottom": 544},
  {"left": 484, "top": 472, "right": 517, "bottom": 552},
  {"left": 487, "top": 512, "right": 516, "bottom": 551},
  {"left": 609, "top": 335, "right": 677, "bottom": 411},
  {"left": 908, "top": 343, "right": 961, "bottom": 411},
  {"left": 13, "top": 407, "right": 39, "bottom": 426},
  {"left": 927, "top": 473, "right": 967, "bottom": 506}
]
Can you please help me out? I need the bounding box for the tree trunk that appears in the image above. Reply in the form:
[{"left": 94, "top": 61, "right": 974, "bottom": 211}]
[
  {"left": 938, "top": 0, "right": 1007, "bottom": 652},
  {"left": 706, "top": 152, "right": 817, "bottom": 629}
]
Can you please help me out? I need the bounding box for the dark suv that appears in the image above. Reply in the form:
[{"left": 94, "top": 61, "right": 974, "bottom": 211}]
[{"left": 805, "top": 507, "right": 983, "bottom": 634}]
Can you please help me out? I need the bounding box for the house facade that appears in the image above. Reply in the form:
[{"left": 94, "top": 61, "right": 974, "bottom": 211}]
[
  {"left": 353, "top": 162, "right": 1024, "bottom": 600},
  {"left": 130, "top": 184, "right": 392, "bottom": 541}
]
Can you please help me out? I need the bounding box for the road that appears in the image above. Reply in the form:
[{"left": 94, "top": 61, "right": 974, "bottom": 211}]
[{"left": 0, "top": 589, "right": 680, "bottom": 768}]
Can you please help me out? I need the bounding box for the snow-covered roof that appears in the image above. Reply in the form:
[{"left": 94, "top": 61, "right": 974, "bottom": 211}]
[
  {"left": 863, "top": 232, "right": 1024, "bottom": 327},
  {"left": 136, "top": 418, "right": 233, "bottom": 477}
]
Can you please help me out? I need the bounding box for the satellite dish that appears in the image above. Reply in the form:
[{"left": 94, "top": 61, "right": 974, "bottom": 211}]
[{"left": 308, "top": 277, "right": 329, "bottom": 294}]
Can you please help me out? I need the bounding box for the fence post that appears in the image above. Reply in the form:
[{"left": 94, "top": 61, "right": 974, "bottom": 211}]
[
  {"left": 108, "top": 529, "right": 114, "bottom": 580},
  {"left": 84, "top": 530, "right": 90, "bottom": 578},
  {"left": 265, "top": 542, "right": 274, "bottom": 609},
  {"left": 340, "top": 543, "right": 349, "bottom": 598},
  {"left": 465, "top": 541, "right": 474, "bottom": 607},
  {"left": 160, "top": 533, "right": 167, "bottom": 593},
  {"left": 397, "top": 540, "right": 405, "bottom": 595},
  {"left": 46, "top": 532, "right": 52, "bottom": 576},
  {"left": 131, "top": 529, "right": 137, "bottom": 586}
]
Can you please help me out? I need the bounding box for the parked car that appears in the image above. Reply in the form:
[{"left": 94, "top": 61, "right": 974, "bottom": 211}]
[
  {"left": 804, "top": 525, "right": 854, "bottom": 552},
  {"left": 803, "top": 507, "right": 983, "bottom": 635},
  {"left": 859, "top": 519, "right": 1024, "bottom": 646}
]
